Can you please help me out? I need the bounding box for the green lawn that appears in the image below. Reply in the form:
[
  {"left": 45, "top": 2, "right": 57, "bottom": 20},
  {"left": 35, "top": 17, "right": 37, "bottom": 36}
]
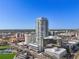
[
  {"left": 0, "top": 46, "right": 11, "bottom": 50},
  {"left": 0, "top": 53, "right": 15, "bottom": 59}
]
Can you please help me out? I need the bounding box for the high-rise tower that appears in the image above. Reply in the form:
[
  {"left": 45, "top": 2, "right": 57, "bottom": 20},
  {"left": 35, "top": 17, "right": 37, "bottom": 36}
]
[{"left": 36, "top": 17, "right": 48, "bottom": 52}]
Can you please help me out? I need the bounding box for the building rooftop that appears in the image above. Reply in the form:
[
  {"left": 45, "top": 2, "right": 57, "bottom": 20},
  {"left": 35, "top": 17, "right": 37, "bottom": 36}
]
[
  {"left": 68, "top": 40, "right": 79, "bottom": 45},
  {"left": 45, "top": 47, "right": 67, "bottom": 59},
  {"left": 37, "top": 17, "right": 47, "bottom": 20},
  {"left": 29, "top": 43, "right": 38, "bottom": 47},
  {"left": 44, "top": 36, "right": 61, "bottom": 40}
]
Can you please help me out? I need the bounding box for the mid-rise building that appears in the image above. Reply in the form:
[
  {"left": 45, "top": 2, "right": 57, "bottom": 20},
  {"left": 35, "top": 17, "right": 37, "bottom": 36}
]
[{"left": 24, "top": 33, "right": 32, "bottom": 44}]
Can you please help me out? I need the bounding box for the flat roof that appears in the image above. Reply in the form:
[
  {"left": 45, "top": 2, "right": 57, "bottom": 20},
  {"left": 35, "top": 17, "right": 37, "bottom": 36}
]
[
  {"left": 29, "top": 43, "right": 38, "bottom": 47},
  {"left": 44, "top": 36, "right": 61, "bottom": 40},
  {"left": 68, "top": 40, "right": 79, "bottom": 45},
  {"left": 45, "top": 47, "right": 66, "bottom": 55}
]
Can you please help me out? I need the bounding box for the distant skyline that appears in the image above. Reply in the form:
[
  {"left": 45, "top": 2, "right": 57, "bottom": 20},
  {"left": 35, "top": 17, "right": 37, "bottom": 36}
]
[{"left": 0, "top": 0, "right": 79, "bottom": 29}]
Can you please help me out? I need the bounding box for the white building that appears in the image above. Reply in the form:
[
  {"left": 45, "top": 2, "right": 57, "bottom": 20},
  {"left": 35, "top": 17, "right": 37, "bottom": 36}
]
[{"left": 45, "top": 47, "right": 67, "bottom": 59}]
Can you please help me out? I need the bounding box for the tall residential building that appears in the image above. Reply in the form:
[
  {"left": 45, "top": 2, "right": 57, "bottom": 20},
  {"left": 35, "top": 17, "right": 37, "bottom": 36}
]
[{"left": 36, "top": 17, "right": 48, "bottom": 52}]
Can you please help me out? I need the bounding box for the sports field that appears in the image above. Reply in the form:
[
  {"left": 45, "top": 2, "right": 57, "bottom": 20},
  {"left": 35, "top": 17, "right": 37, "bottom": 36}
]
[{"left": 0, "top": 53, "right": 15, "bottom": 59}]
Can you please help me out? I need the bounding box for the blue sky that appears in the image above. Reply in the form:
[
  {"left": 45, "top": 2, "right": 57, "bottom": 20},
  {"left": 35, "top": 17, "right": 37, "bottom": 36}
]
[{"left": 0, "top": 0, "right": 79, "bottom": 29}]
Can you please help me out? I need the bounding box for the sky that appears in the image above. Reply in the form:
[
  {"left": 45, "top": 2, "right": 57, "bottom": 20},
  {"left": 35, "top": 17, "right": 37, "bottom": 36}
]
[{"left": 0, "top": 0, "right": 79, "bottom": 29}]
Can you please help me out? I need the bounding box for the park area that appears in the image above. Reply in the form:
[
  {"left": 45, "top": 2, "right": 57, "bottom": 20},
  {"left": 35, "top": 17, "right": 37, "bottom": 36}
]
[
  {"left": 0, "top": 53, "right": 15, "bottom": 59},
  {"left": 0, "top": 45, "right": 11, "bottom": 50},
  {"left": 0, "top": 45, "right": 16, "bottom": 59}
]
